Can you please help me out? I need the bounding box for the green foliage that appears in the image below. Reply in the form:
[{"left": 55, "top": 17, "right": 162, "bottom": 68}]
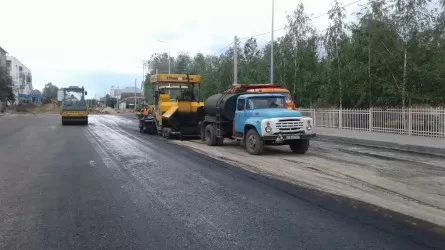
[
  {"left": 143, "top": 73, "right": 154, "bottom": 104},
  {"left": 42, "top": 82, "right": 59, "bottom": 101},
  {"left": 0, "top": 66, "right": 15, "bottom": 103},
  {"left": 104, "top": 94, "right": 117, "bottom": 108},
  {"left": 143, "top": 0, "right": 445, "bottom": 108}
]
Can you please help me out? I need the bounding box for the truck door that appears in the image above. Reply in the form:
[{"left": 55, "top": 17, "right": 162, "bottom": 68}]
[{"left": 234, "top": 98, "right": 246, "bottom": 134}]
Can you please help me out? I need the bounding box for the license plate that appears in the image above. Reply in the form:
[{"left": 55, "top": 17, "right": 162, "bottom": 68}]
[{"left": 285, "top": 135, "right": 300, "bottom": 140}]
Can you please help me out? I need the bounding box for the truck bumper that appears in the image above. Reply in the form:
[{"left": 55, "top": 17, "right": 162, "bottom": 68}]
[
  {"left": 62, "top": 116, "right": 88, "bottom": 121},
  {"left": 263, "top": 133, "right": 316, "bottom": 142}
]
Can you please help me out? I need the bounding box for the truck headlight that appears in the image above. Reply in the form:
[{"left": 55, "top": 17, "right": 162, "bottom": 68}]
[
  {"left": 264, "top": 120, "right": 272, "bottom": 133},
  {"left": 306, "top": 120, "right": 313, "bottom": 131}
]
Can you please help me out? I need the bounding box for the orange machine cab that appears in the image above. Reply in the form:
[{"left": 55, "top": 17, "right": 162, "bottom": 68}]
[{"left": 225, "top": 84, "right": 297, "bottom": 110}]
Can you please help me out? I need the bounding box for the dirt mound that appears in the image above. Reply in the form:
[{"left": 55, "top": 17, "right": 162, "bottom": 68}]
[
  {"left": 15, "top": 104, "right": 37, "bottom": 113},
  {"left": 101, "top": 107, "right": 117, "bottom": 114},
  {"left": 35, "top": 103, "right": 58, "bottom": 113}
]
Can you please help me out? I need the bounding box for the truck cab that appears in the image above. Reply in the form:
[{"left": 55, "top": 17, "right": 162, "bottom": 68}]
[{"left": 234, "top": 93, "right": 315, "bottom": 155}]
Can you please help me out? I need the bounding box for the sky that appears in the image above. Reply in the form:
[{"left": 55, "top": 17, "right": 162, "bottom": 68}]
[{"left": 1, "top": 0, "right": 362, "bottom": 98}]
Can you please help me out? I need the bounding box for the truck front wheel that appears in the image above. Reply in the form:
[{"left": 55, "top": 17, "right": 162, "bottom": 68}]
[
  {"left": 289, "top": 139, "right": 310, "bottom": 154},
  {"left": 205, "top": 123, "right": 217, "bottom": 146},
  {"left": 245, "top": 129, "right": 264, "bottom": 155}
]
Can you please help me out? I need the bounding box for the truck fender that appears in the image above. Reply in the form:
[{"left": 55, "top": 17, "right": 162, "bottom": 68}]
[{"left": 243, "top": 118, "right": 263, "bottom": 139}]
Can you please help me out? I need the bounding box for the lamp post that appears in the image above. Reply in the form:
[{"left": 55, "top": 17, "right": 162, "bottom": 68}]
[
  {"left": 157, "top": 39, "right": 171, "bottom": 74},
  {"left": 136, "top": 57, "right": 148, "bottom": 98},
  {"left": 270, "top": 0, "right": 274, "bottom": 84}
]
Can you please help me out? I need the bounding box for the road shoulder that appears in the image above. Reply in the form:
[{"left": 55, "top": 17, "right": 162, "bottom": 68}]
[
  {"left": 315, "top": 127, "right": 445, "bottom": 156},
  {"left": 168, "top": 138, "right": 445, "bottom": 235}
]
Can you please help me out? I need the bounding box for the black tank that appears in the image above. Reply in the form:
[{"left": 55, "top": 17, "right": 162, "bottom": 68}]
[{"left": 204, "top": 93, "right": 242, "bottom": 121}]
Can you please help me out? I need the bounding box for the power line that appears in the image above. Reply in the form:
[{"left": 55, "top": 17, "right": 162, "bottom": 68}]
[
  {"left": 214, "top": 0, "right": 362, "bottom": 55},
  {"left": 215, "top": 43, "right": 233, "bottom": 55}
]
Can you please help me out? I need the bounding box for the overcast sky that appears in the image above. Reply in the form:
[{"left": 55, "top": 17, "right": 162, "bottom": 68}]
[{"left": 1, "top": 0, "right": 361, "bottom": 98}]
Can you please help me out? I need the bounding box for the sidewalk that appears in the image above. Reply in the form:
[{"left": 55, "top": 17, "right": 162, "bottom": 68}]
[{"left": 315, "top": 127, "right": 445, "bottom": 156}]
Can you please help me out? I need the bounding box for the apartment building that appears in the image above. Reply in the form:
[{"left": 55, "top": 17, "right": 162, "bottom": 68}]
[
  {"left": 6, "top": 56, "right": 33, "bottom": 103},
  {"left": 0, "top": 46, "right": 7, "bottom": 67}
]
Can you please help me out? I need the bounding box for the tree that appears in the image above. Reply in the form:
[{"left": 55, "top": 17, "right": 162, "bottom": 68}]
[
  {"left": 175, "top": 52, "right": 192, "bottom": 73},
  {"left": 0, "top": 66, "right": 15, "bottom": 104},
  {"left": 138, "top": 0, "right": 445, "bottom": 108},
  {"left": 104, "top": 94, "right": 117, "bottom": 107},
  {"left": 147, "top": 52, "right": 171, "bottom": 74},
  {"left": 390, "top": 0, "right": 433, "bottom": 106},
  {"left": 325, "top": 0, "right": 349, "bottom": 108},
  {"left": 42, "top": 82, "right": 59, "bottom": 101},
  {"left": 143, "top": 73, "right": 154, "bottom": 104}
]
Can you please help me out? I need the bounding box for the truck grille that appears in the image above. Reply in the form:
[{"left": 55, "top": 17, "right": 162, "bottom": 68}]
[{"left": 275, "top": 119, "right": 304, "bottom": 131}]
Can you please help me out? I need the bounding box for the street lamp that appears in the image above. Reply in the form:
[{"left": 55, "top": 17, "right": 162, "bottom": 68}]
[
  {"left": 136, "top": 57, "right": 148, "bottom": 97},
  {"left": 157, "top": 39, "right": 171, "bottom": 74},
  {"left": 270, "top": 0, "right": 274, "bottom": 84}
]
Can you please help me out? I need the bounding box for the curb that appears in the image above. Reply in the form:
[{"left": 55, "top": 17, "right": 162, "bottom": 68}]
[{"left": 315, "top": 134, "right": 445, "bottom": 157}]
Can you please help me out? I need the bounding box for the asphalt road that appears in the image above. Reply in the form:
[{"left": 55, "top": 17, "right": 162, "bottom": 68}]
[{"left": 0, "top": 114, "right": 444, "bottom": 249}]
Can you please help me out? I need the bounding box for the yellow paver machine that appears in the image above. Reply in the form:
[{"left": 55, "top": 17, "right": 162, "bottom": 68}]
[
  {"left": 59, "top": 86, "right": 89, "bottom": 125},
  {"left": 138, "top": 74, "right": 205, "bottom": 140}
]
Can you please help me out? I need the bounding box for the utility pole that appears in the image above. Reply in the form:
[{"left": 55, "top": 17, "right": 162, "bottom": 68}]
[
  {"left": 270, "top": 0, "right": 275, "bottom": 84},
  {"left": 116, "top": 85, "right": 119, "bottom": 110},
  {"left": 141, "top": 61, "right": 146, "bottom": 97},
  {"left": 134, "top": 78, "right": 137, "bottom": 111},
  {"left": 233, "top": 36, "right": 238, "bottom": 85},
  {"left": 168, "top": 47, "right": 171, "bottom": 74}
]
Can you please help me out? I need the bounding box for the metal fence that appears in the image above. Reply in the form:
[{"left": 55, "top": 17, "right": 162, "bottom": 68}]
[{"left": 297, "top": 108, "right": 445, "bottom": 138}]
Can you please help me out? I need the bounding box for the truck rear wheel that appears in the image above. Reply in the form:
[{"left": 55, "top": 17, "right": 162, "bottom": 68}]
[
  {"left": 245, "top": 129, "right": 264, "bottom": 155},
  {"left": 146, "top": 123, "right": 157, "bottom": 135},
  {"left": 205, "top": 123, "right": 217, "bottom": 146},
  {"left": 289, "top": 139, "right": 309, "bottom": 154},
  {"left": 162, "top": 128, "right": 172, "bottom": 139},
  {"left": 216, "top": 137, "right": 224, "bottom": 146},
  {"left": 139, "top": 120, "right": 144, "bottom": 132}
]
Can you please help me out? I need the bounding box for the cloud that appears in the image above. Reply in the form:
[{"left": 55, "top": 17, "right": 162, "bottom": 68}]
[{"left": 1, "top": 0, "right": 362, "bottom": 97}]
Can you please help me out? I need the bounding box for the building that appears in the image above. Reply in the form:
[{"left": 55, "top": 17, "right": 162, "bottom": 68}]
[
  {"left": 116, "top": 86, "right": 143, "bottom": 110},
  {"left": 6, "top": 56, "right": 33, "bottom": 104},
  {"left": 30, "top": 89, "right": 42, "bottom": 105},
  {"left": 0, "top": 46, "right": 7, "bottom": 67}
]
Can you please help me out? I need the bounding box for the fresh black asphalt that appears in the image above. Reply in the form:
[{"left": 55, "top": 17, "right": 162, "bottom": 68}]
[{"left": 0, "top": 114, "right": 444, "bottom": 249}]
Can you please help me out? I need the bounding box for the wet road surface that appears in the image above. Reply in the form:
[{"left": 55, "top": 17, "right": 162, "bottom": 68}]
[{"left": 0, "top": 114, "right": 444, "bottom": 249}]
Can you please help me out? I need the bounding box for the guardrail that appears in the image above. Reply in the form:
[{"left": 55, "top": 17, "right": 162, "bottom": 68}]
[{"left": 297, "top": 108, "right": 445, "bottom": 138}]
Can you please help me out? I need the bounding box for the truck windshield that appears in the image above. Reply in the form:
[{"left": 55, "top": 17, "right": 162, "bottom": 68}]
[
  {"left": 159, "top": 84, "right": 195, "bottom": 101},
  {"left": 246, "top": 96, "right": 285, "bottom": 109},
  {"left": 64, "top": 91, "right": 85, "bottom": 105},
  {"left": 277, "top": 92, "right": 292, "bottom": 104}
]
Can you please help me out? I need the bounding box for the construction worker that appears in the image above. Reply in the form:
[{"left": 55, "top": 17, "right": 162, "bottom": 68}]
[{"left": 143, "top": 105, "right": 151, "bottom": 117}]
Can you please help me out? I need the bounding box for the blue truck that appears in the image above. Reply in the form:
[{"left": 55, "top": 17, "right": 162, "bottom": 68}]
[{"left": 200, "top": 93, "right": 316, "bottom": 155}]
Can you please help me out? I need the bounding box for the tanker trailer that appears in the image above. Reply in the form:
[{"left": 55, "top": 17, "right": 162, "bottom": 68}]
[{"left": 200, "top": 93, "right": 242, "bottom": 145}]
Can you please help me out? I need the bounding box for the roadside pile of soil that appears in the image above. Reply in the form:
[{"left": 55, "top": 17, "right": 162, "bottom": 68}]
[
  {"left": 16, "top": 104, "right": 37, "bottom": 113},
  {"left": 101, "top": 107, "right": 117, "bottom": 114},
  {"left": 35, "top": 103, "right": 59, "bottom": 114}
]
